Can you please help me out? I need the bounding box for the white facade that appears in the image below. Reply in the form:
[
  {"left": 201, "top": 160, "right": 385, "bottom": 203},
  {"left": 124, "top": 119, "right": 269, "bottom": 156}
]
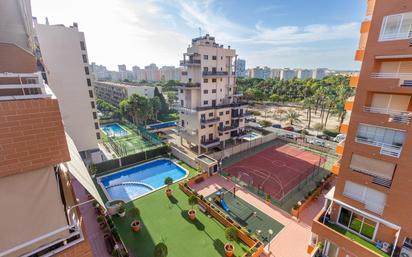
[
  {"left": 94, "top": 81, "right": 156, "bottom": 106},
  {"left": 297, "top": 69, "right": 313, "bottom": 79},
  {"left": 145, "top": 63, "right": 160, "bottom": 81},
  {"left": 280, "top": 68, "right": 296, "bottom": 80},
  {"left": 177, "top": 34, "right": 248, "bottom": 154},
  {"left": 160, "top": 66, "right": 180, "bottom": 81},
  {"left": 312, "top": 68, "right": 327, "bottom": 79},
  {"left": 35, "top": 22, "right": 99, "bottom": 154},
  {"left": 132, "top": 66, "right": 146, "bottom": 81},
  {"left": 270, "top": 68, "right": 281, "bottom": 79}
]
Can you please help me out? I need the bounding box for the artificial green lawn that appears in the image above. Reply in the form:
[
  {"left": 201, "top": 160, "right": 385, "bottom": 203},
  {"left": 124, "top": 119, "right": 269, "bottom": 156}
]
[
  {"left": 326, "top": 223, "right": 389, "bottom": 257},
  {"left": 112, "top": 183, "right": 250, "bottom": 257}
]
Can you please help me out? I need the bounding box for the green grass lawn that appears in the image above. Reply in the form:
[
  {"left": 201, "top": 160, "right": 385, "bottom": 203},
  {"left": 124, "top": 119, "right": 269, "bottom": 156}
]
[
  {"left": 112, "top": 183, "right": 250, "bottom": 257},
  {"left": 177, "top": 161, "right": 199, "bottom": 178},
  {"left": 158, "top": 112, "right": 178, "bottom": 122},
  {"left": 326, "top": 223, "right": 389, "bottom": 257}
]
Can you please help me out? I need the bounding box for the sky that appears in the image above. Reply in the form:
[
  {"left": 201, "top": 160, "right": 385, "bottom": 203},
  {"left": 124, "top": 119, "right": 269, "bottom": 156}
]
[{"left": 31, "top": 0, "right": 366, "bottom": 71}]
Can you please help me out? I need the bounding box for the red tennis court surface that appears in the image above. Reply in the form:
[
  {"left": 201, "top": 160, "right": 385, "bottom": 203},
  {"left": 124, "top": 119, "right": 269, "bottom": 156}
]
[{"left": 224, "top": 144, "right": 326, "bottom": 200}]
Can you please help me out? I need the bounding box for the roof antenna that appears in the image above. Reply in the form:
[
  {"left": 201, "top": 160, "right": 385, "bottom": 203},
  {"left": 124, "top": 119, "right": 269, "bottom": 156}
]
[{"left": 198, "top": 27, "right": 202, "bottom": 37}]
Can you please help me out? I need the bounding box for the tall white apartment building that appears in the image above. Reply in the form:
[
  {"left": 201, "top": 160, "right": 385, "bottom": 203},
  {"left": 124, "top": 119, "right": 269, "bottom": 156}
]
[
  {"left": 160, "top": 66, "right": 180, "bottom": 81},
  {"left": 270, "top": 68, "right": 281, "bottom": 79},
  {"left": 297, "top": 69, "right": 313, "bottom": 79},
  {"left": 312, "top": 68, "right": 327, "bottom": 79},
  {"left": 177, "top": 34, "right": 247, "bottom": 154},
  {"left": 35, "top": 21, "right": 101, "bottom": 160},
  {"left": 235, "top": 59, "right": 246, "bottom": 77},
  {"left": 145, "top": 63, "right": 160, "bottom": 81},
  {"left": 133, "top": 65, "right": 146, "bottom": 81},
  {"left": 280, "top": 68, "right": 296, "bottom": 80}
]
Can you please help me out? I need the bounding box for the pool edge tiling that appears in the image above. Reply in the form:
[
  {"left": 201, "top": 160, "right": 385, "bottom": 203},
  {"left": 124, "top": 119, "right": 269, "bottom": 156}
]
[
  {"left": 98, "top": 158, "right": 188, "bottom": 202},
  {"left": 100, "top": 122, "right": 129, "bottom": 137}
]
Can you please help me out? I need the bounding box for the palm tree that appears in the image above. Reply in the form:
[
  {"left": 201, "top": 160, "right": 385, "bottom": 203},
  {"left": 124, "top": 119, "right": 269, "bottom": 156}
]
[
  {"left": 282, "top": 110, "right": 302, "bottom": 125},
  {"left": 301, "top": 97, "right": 316, "bottom": 128}
]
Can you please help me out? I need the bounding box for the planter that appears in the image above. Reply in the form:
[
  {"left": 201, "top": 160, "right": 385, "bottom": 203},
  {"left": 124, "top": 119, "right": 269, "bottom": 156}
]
[
  {"left": 166, "top": 188, "right": 172, "bottom": 197},
  {"left": 291, "top": 208, "right": 299, "bottom": 218},
  {"left": 131, "top": 220, "right": 141, "bottom": 232},
  {"left": 224, "top": 243, "right": 234, "bottom": 257},
  {"left": 188, "top": 209, "right": 196, "bottom": 220},
  {"left": 99, "top": 222, "right": 107, "bottom": 230},
  {"left": 118, "top": 211, "right": 126, "bottom": 218}
]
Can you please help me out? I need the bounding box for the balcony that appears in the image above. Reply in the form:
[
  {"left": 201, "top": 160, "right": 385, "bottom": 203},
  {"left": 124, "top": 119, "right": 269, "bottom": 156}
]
[
  {"left": 345, "top": 97, "right": 354, "bottom": 111},
  {"left": 360, "top": 20, "right": 371, "bottom": 33},
  {"left": 218, "top": 125, "right": 239, "bottom": 132},
  {"left": 370, "top": 72, "right": 412, "bottom": 87},
  {"left": 202, "top": 71, "right": 229, "bottom": 77},
  {"left": 232, "top": 112, "right": 252, "bottom": 119},
  {"left": 233, "top": 90, "right": 243, "bottom": 97},
  {"left": 355, "top": 49, "right": 365, "bottom": 61},
  {"left": 349, "top": 75, "right": 359, "bottom": 87},
  {"left": 336, "top": 141, "right": 345, "bottom": 155},
  {"left": 200, "top": 117, "right": 220, "bottom": 125},
  {"left": 355, "top": 137, "right": 402, "bottom": 158},
  {"left": 312, "top": 210, "right": 392, "bottom": 257},
  {"left": 363, "top": 106, "right": 412, "bottom": 124},
  {"left": 200, "top": 138, "right": 220, "bottom": 147},
  {"left": 172, "top": 104, "right": 197, "bottom": 114},
  {"left": 180, "top": 59, "right": 201, "bottom": 66},
  {"left": 196, "top": 102, "right": 248, "bottom": 112},
  {"left": 0, "top": 72, "right": 53, "bottom": 101},
  {"left": 340, "top": 123, "right": 349, "bottom": 134},
  {"left": 176, "top": 82, "right": 201, "bottom": 90},
  {"left": 331, "top": 161, "right": 341, "bottom": 175},
  {"left": 178, "top": 126, "right": 198, "bottom": 137}
]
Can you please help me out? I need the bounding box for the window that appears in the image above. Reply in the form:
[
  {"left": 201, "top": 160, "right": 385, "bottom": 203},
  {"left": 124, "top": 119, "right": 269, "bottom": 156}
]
[
  {"left": 209, "top": 124, "right": 213, "bottom": 128},
  {"left": 379, "top": 12, "right": 412, "bottom": 41},
  {"left": 96, "top": 132, "right": 101, "bottom": 139},
  {"left": 343, "top": 181, "right": 387, "bottom": 214},
  {"left": 208, "top": 112, "right": 213, "bottom": 117},
  {"left": 92, "top": 112, "right": 97, "bottom": 119},
  {"left": 88, "top": 90, "right": 94, "bottom": 98},
  {"left": 86, "top": 78, "right": 91, "bottom": 86},
  {"left": 94, "top": 122, "right": 99, "bottom": 129},
  {"left": 180, "top": 100, "right": 184, "bottom": 106},
  {"left": 82, "top": 54, "right": 88, "bottom": 63},
  {"left": 212, "top": 89, "right": 216, "bottom": 93},
  {"left": 229, "top": 87, "right": 232, "bottom": 91},
  {"left": 203, "top": 55, "right": 208, "bottom": 60},
  {"left": 84, "top": 66, "right": 90, "bottom": 75},
  {"left": 220, "top": 78, "right": 222, "bottom": 82},
  {"left": 204, "top": 79, "right": 208, "bottom": 83},
  {"left": 212, "top": 67, "right": 217, "bottom": 73},
  {"left": 356, "top": 124, "right": 405, "bottom": 147},
  {"left": 181, "top": 120, "right": 185, "bottom": 127},
  {"left": 201, "top": 125, "right": 205, "bottom": 129},
  {"left": 91, "top": 101, "right": 95, "bottom": 109},
  {"left": 80, "top": 41, "right": 86, "bottom": 50},
  {"left": 212, "top": 56, "right": 217, "bottom": 60},
  {"left": 349, "top": 154, "right": 395, "bottom": 180},
  {"left": 180, "top": 89, "right": 183, "bottom": 93},
  {"left": 204, "top": 100, "right": 208, "bottom": 105},
  {"left": 219, "top": 112, "right": 223, "bottom": 116},
  {"left": 221, "top": 56, "right": 223, "bottom": 60},
  {"left": 212, "top": 78, "right": 217, "bottom": 83},
  {"left": 226, "top": 111, "right": 229, "bottom": 114},
  {"left": 338, "top": 207, "right": 377, "bottom": 240},
  {"left": 225, "top": 121, "right": 229, "bottom": 125},
  {"left": 203, "top": 90, "right": 208, "bottom": 94}
]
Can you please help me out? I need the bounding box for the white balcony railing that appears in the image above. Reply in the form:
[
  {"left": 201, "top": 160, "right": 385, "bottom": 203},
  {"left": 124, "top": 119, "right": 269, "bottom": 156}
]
[
  {"left": 0, "top": 72, "right": 53, "bottom": 101},
  {"left": 355, "top": 137, "right": 402, "bottom": 158},
  {"left": 370, "top": 72, "right": 412, "bottom": 79},
  {"left": 363, "top": 106, "right": 412, "bottom": 124}
]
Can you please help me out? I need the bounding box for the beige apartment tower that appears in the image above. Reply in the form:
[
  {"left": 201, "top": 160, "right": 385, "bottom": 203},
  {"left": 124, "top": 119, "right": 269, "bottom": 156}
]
[{"left": 177, "top": 35, "right": 248, "bottom": 154}]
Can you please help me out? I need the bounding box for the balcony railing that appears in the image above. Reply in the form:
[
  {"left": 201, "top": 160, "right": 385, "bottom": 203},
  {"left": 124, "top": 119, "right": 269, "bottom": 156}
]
[
  {"left": 355, "top": 137, "right": 402, "bottom": 158},
  {"left": 370, "top": 72, "right": 412, "bottom": 79},
  {"left": 233, "top": 91, "right": 243, "bottom": 97},
  {"left": 172, "top": 104, "right": 197, "bottom": 114},
  {"left": 218, "top": 125, "right": 238, "bottom": 132},
  {"left": 200, "top": 117, "right": 220, "bottom": 125},
  {"left": 202, "top": 71, "right": 229, "bottom": 77},
  {"left": 180, "top": 59, "right": 201, "bottom": 66},
  {"left": 231, "top": 112, "right": 252, "bottom": 119},
  {"left": 379, "top": 28, "right": 412, "bottom": 41},
  {"left": 196, "top": 102, "right": 248, "bottom": 111},
  {"left": 176, "top": 82, "right": 201, "bottom": 89},
  {"left": 363, "top": 106, "right": 412, "bottom": 124},
  {"left": 200, "top": 138, "right": 220, "bottom": 147},
  {"left": 178, "top": 126, "right": 198, "bottom": 136},
  {"left": 0, "top": 72, "right": 53, "bottom": 101}
]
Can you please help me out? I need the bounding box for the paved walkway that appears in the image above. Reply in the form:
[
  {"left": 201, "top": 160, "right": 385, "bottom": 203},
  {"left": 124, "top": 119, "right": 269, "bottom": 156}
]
[
  {"left": 192, "top": 175, "right": 332, "bottom": 257},
  {"left": 72, "top": 178, "right": 112, "bottom": 257}
]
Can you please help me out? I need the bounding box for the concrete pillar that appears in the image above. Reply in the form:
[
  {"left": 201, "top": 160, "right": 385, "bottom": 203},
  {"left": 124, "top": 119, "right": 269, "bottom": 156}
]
[{"left": 198, "top": 145, "right": 201, "bottom": 155}]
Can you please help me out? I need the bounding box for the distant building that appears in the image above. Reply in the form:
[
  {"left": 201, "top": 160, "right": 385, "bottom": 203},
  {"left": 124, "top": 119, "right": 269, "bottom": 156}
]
[
  {"left": 252, "top": 66, "right": 271, "bottom": 79},
  {"left": 94, "top": 81, "right": 156, "bottom": 106},
  {"left": 118, "top": 64, "right": 126, "bottom": 72},
  {"left": 145, "top": 63, "right": 160, "bottom": 81},
  {"left": 109, "top": 70, "right": 121, "bottom": 81},
  {"left": 90, "top": 62, "right": 110, "bottom": 80},
  {"left": 35, "top": 21, "right": 100, "bottom": 156},
  {"left": 160, "top": 66, "right": 180, "bottom": 81},
  {"left": 270, "top": 68, "right": 281, "bottom": 79},
  {"left": 280, "top": 68, "right": 296, "bottom": 80},
  {"left": 312, "top": 68, "right": 327, "bottom": 79},
  {"left": 246, "top": 68, "right": 253, "bottom": 77},
  {"left": 132, "top": 66, "right": 146, "bottom": 81},
  {"left": 235, "top": 59, "right": 246, "bottom": 77},
  {"left": 297, "top": 69, "right": 313, "bottom": 79}
]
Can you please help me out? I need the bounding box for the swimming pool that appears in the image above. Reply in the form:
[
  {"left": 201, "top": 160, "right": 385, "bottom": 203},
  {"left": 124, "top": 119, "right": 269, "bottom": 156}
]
[
  {"left": 147, "top": 121, "right": 177, "bottom": 130},
  {"left": 99, "top": 159, "right": 188, "bottom": 202},
  {"left": 101, "top": 123, "right": 128, "bottom": 137},
  {"left": 241, "top": 132, "right": 262, "bottom": 141}
]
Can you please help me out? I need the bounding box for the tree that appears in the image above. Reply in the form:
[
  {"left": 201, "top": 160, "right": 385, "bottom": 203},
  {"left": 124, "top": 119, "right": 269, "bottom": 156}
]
[
  {"left": 121, "top": 94, "right": 152, "bottom": 124},
  {"left": 225, "top": 226, "right": 238, "bottom": 242},
  {"left": 166, "top": 91, "right": 177, "bottom": 106},
  {"left": 164, "top": 177, "right": 173, "bottom": 189},
  {"left": 153, "top": 242, "right": 168, "bottom": 257},
  {"left": 282, "top": 110, "right": 302, "bottom": 125},
  {"left": 154, "top": 87, "right": 169, "bottom": 115},
  {"left": 302, "top": 97, "right": 316, "bottom": 128},
  {"left": 150, "top": 96, "right": 162, "bottom": 120},
  {"left": 188, "top": 195, "right": 198, "bottom": 210}
]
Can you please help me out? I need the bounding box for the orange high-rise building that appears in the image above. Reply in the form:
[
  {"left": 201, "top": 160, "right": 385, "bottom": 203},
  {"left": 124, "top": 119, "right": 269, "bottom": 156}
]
[{"left": 310, "top": 1, "right": 412, "bottom": 257}]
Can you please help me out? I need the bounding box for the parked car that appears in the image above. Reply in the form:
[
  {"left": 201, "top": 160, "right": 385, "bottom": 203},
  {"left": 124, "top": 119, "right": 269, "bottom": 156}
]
[
  {"left": 272, "top": 124, "right": 282, "bottom": 129},
  {"left": 307, "top": 138, "right": 326, "bottom": 147},
  {"left": 246, "top": 116, "right": 256, "bottom": 122},
  {"left": 316, "top": 134, "right": 331, "bottom": 141},
  {"left": 333, "top": 134, "right": 346, "bottom": 143},
  {"left": 283, "top": 126, "right": 295, "bottom": 132}
]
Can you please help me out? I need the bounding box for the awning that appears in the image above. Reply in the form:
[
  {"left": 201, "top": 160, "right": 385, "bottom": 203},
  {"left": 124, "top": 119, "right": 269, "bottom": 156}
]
[{"left": 64, "top": 133, "right": 105, "bottom": 207}]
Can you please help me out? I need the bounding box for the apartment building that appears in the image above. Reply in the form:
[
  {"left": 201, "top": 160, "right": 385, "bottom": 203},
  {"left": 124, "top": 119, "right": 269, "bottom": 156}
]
[
  {"left": 270, "top": 68, "right": 281, "bottom": 79},
  {"left": 0, "top": 2, "right": 104, "bottom": 256},
  {"left": 177, "top": 34, "right": 248, "bottom": 154},
  {"left": 90, "top": 62, "right": 111, "bottom": 80},
  {"left": 95, "top": 81, "right": 157, "bottom": 106},
  {"left": 235, "top": 59, "right": 246, "bottom": 77},
  {"left": 34, "top": 21, "right": 101, "bottom": 160},
  {"left": 160, "top": 65, "right": 181, "bottom": 81},
  {"left": 312, "top": 68, "right": 327, "bottom": 80},
  {"left": 251, "top": 66, "right": 271, "bottom": 79},
  {"left": 297, "top": 69, "right": 313, "bottom": 79},
  {"left": 133, "top": 65, "right": 146, "bottom": 81},
  {"left": 310, "top": 1, "right": 412, "bottom": 257},
  {"left": 145, "top": 63, "right": 160, "bottom": 81},
  {"left": 280, "top": 68, "right": 296, "bottom": 80}
]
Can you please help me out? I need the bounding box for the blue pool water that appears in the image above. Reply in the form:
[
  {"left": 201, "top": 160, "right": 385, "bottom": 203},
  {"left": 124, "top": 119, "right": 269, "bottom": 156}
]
[
  {"left": 100, "top": 159, "right": 187, "bottom": 201},
  {"left": 148, "top": 121, "right": 177, "bottom": 130},
  {"left": 242, "top": 132, "right": 261, "bottom": 141},
  {"left": 101, "top": 123, "right": 128, "bottom": 137}
]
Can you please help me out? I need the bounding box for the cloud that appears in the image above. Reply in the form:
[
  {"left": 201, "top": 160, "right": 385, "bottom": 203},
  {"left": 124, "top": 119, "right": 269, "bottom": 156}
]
[{"left": 254, "top": 5, "right": 280, "bottom": 14}]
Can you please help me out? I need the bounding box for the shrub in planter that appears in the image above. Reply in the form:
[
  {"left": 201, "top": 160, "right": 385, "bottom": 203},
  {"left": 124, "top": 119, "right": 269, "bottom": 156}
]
[
  {"left": 111, "top": 228, "right": 120, "bottom": 241},
  {"left": 107, "top": 217, "right": 114, "bottom": 229},
  {"left": 117, "top": 205, "right": 126, "bottom": 217},
  {"left": 130, "top": 220, "right": 141, "bottom": 232},
  {"left": 153, "top": 242, "right": 168, "bottom": 257},
  {"left": 127, "top": 207, "right": 140, "bottom": 218},
  {"left": 187, "top": 195, "right": 198, "bottom": 220},
  {"left": 164, "top": 177, "right": 173, "bottom": 197},
  {"left": 224, "top": 226, "right": 238, "bottom": 257}
]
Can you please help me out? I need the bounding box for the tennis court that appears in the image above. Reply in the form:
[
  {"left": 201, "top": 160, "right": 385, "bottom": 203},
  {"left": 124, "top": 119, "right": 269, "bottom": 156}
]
[
  {"left": 224, "top": 143, "right": 326, "bottom": 201},
  {"left": 207, "top": 188, "right": 284, "bottom": 245}
]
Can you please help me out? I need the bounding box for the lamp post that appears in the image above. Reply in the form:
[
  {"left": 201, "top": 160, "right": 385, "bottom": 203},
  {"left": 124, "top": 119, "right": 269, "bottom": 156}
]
[{"left": 268, "top": 229, "right": 274, "bottom": 256}]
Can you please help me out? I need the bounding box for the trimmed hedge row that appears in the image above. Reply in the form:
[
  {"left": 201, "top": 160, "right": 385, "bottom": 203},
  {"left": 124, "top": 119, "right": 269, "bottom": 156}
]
[{"left": 95, "top": 145, "right": 169, "bottom": 174}]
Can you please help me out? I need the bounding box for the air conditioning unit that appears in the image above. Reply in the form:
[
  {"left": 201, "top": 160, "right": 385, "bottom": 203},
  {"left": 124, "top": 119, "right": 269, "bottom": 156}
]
[{"left": 400, "top": 246, "right": 412, "bottom": 257}]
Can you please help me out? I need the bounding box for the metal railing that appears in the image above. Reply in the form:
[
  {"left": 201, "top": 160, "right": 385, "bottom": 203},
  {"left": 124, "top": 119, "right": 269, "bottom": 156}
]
[
  {"left": 218, "top": 125, "right": 238, "bottom": 132},
  {"left": 355, "top": 137, "right": 402, "bottom": 158},
  {"left": 0, "top": 72, "right": 53, "bottom": 101},
  {"left": 200, "top": 117, "right": 220, "bottom": 124},
  {"left": 200, "top": 138, "right": 220, "bottom": 147},
  {"left": 180, "top": 59, "right": 201, "bottom": 66},
  {"left": 370, "top": 72, "right": 412, "bottom": 79},
  {"left": 202, "top": 71, "right": 228, "bottom": 76},
  {"left": 176, "top": 82, "right": 201, "bottom": 88},
  {"left": 363, "top": 106, "right": 412, "bottom": 124}
]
